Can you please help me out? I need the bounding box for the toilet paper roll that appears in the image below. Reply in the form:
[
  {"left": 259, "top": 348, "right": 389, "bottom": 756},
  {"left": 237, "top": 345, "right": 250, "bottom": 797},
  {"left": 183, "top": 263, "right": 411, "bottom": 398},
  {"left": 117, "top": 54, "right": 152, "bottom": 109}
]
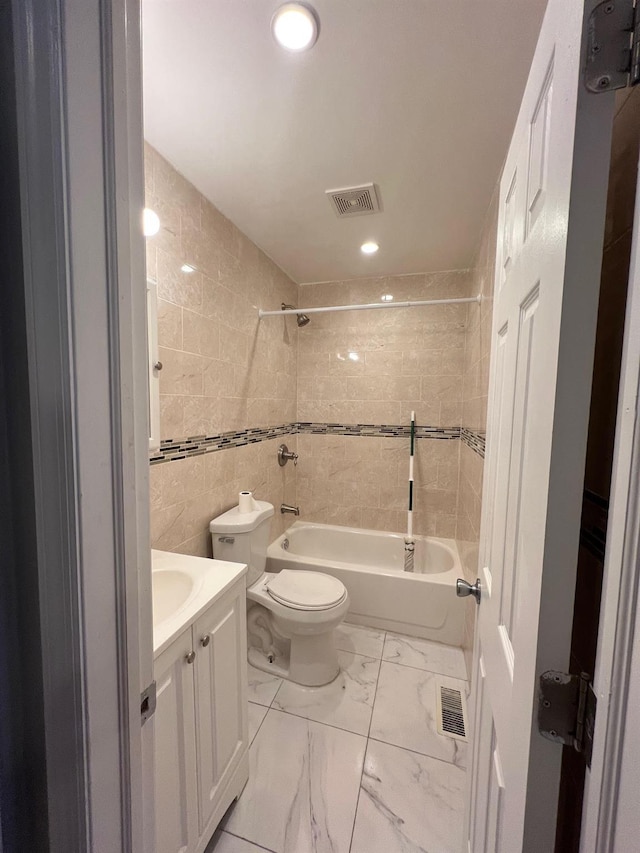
[{"left": 238, "top": 490, "right": 256, "bottom": 513}]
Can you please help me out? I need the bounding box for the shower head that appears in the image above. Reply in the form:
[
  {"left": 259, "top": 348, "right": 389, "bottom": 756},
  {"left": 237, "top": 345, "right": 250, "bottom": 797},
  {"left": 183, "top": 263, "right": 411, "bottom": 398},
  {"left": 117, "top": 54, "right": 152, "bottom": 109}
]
[{"left": 281, "top": 303, "right": 310, "bottom": 327}]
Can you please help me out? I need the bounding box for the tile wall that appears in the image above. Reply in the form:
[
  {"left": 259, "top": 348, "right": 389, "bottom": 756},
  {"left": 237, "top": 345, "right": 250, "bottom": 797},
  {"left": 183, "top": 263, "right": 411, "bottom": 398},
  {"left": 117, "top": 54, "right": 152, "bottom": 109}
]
[
  {"left": 294, "top": 272, "right": 473, "bottom": 536},
  {"left": 296, "top": 272, "right": 472, "bottom": 427},
  {"left": 146, "top": 142, "right": 494, "bottom": 587},
  {"left": 150, "top": 438, "right": 296, "bottom": 557},
  {"left": 295, "top": 433, "right": 460, "bottom": 536},
  {"left": 145, "top": 143, "right": 298, "bottom": 555},
  {"left": 145, "top": 143, "right": 298, "bottom": 439}
]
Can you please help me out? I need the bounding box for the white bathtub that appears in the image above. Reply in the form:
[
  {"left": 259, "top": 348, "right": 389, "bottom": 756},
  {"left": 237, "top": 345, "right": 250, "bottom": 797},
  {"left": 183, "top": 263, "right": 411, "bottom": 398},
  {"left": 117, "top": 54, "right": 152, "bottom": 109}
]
[{"left": 266, "top": 522, "right": 465, "bottom": 645}]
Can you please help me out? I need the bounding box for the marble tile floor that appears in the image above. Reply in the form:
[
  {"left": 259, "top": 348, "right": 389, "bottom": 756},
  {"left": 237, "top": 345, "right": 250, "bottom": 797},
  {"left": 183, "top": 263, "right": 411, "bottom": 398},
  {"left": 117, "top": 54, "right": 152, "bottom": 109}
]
[{"left": 208, "top": 624, "right": 469, "bottom": 853}]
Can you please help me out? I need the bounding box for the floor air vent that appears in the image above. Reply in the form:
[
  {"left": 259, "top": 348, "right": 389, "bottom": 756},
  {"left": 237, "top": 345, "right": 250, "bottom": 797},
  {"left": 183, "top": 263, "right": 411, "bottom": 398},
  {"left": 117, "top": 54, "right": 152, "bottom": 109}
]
[
  {"left": 325, "top": 183, "right": 381, "bottom": 218},
  {"left": 436, "top": 680, "right": 468, "bottom": 742}
]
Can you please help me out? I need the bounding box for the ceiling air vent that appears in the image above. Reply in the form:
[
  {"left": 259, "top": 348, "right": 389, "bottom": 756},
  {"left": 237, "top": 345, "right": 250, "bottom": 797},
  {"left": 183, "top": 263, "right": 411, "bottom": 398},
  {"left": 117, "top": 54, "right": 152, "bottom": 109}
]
[{"left": 325, "top": 183, "right": 381, "bottom": 218}]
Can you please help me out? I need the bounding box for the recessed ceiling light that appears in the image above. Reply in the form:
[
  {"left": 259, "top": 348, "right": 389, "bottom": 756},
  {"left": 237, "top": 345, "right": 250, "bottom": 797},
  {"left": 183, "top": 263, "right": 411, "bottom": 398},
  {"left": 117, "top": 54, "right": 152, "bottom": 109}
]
[
  {"left": 361, "top": 241, "right": 379, "bottom": 255},
  {"left": 272, "top": 3, "right": 319, "bottom": 52},
  {"left": 181, "top": 263, "right": 196, "bottom": 273},
  {"left": 143, "top": 208, "right": 160, "bottom": 237},
  {"left": 348, "top": 352, "right": 360, "bottom": 362},
  {"left": 381, "top": 294, "right": 393, "bottom": 302}
]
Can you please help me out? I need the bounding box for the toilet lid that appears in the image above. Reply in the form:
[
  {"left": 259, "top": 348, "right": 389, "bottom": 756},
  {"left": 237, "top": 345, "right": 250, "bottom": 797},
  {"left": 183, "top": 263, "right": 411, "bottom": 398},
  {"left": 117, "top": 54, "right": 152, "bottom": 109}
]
[{"left": 266, "top": 570, "right": 346, "bottom": 611}]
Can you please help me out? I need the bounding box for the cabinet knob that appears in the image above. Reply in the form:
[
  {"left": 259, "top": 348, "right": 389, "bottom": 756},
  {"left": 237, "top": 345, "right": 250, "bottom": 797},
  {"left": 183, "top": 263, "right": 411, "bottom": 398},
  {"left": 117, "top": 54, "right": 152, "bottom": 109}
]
[
  {"left": 185, "top": 650, "right": 196, "bottom": 664},
  {"left": 200, "top": 634, "right": 210, "bottom": 648}
]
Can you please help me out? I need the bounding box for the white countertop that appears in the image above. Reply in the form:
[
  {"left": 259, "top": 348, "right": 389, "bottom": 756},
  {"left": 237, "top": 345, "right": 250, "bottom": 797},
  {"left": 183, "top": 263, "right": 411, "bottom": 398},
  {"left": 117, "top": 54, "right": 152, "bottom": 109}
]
[{"left": 152, "top": 549, "right": 247, "bottom": 657}]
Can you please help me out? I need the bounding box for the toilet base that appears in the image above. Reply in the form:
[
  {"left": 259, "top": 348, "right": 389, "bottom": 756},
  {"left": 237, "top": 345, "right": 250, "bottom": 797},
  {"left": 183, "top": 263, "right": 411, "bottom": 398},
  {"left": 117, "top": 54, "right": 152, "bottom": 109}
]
[
  {"left": 247, "top": 629, "right": 341, "bottom": 687},
  {"left": 289, "top": 631, "right": 340, "bottom": 686},
  {"left": 246, "top": 575, "right": 349, "bottom": 687},
  {"left": 248, "top": 645, "right": 290, "bottom": 680}
]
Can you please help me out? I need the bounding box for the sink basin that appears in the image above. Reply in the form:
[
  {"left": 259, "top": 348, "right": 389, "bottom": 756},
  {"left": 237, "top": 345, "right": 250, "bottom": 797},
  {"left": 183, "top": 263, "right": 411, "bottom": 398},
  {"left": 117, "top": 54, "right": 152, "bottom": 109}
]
[
  {"left": 151, "top": 550, "right": 248, "bottom": 656},
  {"left": 152, "top": 569, "right": 195, "bottom": 626}
]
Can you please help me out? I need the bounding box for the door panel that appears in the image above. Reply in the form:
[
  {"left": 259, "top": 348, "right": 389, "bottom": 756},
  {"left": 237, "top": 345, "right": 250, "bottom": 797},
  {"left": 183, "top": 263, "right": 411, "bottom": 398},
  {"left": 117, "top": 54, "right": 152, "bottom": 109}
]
[
  {"left": 502, "top": 172, "right": 518, "bottom": 286},
  {"left": 525, "top": 65, "right": 553, "bottom": 239},
  {"left": 501, "top": 285, "right": 539, "bottom": 642},
  {"left": 485, "top": 322, "right": 514, "bottom": 602},
  {"left": 486, "top": 730, "right": 506, "bottom": 853},
  {"left": 467, "top": 0, "right": 615, "bottom": 849}
]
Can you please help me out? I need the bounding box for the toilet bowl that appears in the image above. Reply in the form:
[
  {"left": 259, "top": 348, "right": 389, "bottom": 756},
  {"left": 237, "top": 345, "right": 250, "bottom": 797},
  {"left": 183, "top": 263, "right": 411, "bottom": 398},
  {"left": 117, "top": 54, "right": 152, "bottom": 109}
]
[{"left": 210, "top": 500, "right": 349, "bottom": 686}]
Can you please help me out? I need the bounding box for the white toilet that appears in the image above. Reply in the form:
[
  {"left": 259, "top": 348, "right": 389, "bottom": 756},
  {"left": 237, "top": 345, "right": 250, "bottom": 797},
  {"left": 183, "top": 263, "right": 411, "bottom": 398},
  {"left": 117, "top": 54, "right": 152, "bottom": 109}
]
[{"left": 209, "top": 500, "right": 349, "bottom": 686}]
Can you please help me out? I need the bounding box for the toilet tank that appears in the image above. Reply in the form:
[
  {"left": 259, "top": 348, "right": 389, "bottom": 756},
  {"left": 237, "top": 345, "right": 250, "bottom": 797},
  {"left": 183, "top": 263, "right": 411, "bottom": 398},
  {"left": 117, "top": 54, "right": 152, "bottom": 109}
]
[{"left": 209, "top": 500, "right": 274, "bottom": 586}]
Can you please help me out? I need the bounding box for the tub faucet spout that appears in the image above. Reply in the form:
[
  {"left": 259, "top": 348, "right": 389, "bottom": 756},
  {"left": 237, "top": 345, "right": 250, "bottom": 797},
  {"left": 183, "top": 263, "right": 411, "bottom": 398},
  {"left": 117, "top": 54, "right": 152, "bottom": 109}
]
[{"left": 281, "top": 503, "right": 300, "bottom": 516}]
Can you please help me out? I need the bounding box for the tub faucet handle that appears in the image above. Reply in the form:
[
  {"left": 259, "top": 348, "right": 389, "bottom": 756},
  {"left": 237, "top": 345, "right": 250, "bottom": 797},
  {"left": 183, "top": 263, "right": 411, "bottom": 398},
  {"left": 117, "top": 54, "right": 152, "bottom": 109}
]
[{"left": 278, "top": 444, "right": 298, "bottom": 467}]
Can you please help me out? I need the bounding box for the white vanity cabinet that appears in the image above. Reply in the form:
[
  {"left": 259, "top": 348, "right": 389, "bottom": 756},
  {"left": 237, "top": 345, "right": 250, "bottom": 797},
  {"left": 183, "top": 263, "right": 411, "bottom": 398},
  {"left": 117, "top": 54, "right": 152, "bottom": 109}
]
[
  {"left": 154, "top": 628, "right": 199, "bottom": 853},
  {"left": 193, "top": 586, "right": 248, "bottom": 837},
  {"left": 153, "top": 570, "right": 248, "bottom": 853}
]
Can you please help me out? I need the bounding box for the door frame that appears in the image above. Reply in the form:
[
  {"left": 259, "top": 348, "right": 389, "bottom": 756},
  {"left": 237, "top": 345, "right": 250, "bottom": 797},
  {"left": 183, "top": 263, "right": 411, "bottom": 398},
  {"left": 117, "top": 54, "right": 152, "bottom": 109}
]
[
  {"left": 581, "top": 138, "right": 640, "bottom": 851},
  {"left": 9, "top": 0, "right": 152, "bottom": 849},
  {"left": 10, "top": 0, "right": 640, "bottom": 849}
]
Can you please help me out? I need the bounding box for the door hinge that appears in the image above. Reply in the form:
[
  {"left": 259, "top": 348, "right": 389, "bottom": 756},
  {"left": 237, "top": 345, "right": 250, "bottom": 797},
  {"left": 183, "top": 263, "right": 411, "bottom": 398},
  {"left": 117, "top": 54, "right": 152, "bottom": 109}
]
[
  {"left": 585, "top": 0, "right": 640, "bottom": 93},
  {"left": 140, "top": 681, "right": 157, "bottom": 725},
  {"left": 537, "top": 671, "right": 597, "bottom": 768}
]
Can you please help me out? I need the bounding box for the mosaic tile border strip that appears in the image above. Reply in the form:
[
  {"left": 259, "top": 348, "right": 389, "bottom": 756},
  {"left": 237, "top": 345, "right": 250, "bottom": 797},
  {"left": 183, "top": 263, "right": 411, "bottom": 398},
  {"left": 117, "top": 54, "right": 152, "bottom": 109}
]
[
  {"left": 150, "top": 422, "right": 463, "bottom": 464},
  {"left": 461, "top": 427, "right": 486, "bottom": 459},
  {"left": 295, "top": 422, "right": 460, "bottom": 440},
  {"left": 150, "top": 424, "right": 293, "bottom": 464}
]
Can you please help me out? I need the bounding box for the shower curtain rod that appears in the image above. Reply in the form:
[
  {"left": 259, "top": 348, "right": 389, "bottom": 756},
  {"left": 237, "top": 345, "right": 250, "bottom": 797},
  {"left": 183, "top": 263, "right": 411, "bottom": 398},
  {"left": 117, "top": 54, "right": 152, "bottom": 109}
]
[{"left": 258, "top": 294, "right": 481, "bottom": 318}]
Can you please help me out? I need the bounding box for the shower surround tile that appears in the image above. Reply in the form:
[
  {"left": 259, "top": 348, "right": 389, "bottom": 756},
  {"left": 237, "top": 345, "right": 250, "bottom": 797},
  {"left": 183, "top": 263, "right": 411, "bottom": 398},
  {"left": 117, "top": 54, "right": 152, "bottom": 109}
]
[
  {"left": 296, "top": 272, "right": 471, "bottom": 429},
  {"left": 294, "top": 272, "right": 472, "bottom": 537},
  {"left": 271, "top": 650, "right": 381, "bottom": 736},
  {"left": 382, "top": 633, "right": 467, "bottom": 679},
  {"left": 224, "top": 709, "right": 366, "bottom": 853},
  {"left": 350, "top": 739, "right": 466, "bottom": 853},
  {"left": 296, "top": 432, "right": 460, "bottom": 537},
  {"left": 370, "top": 662, "right": 468, "bottom": 768}
]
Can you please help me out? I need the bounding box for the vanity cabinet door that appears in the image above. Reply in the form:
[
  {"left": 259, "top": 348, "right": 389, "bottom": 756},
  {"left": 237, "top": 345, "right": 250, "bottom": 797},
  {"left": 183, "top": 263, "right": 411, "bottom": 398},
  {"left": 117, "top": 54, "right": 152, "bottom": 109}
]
[
  {"left": 153, "top": 629, "right": 199, "bottom": 853},
  {"left": 193, "top": 581, "right": 248, "bottom": 834}
]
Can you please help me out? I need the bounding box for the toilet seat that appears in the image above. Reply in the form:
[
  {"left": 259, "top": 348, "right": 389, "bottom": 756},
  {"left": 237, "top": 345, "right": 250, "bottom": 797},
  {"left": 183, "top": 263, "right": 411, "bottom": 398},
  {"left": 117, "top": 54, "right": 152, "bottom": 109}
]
[{"left": 265, "top": 570, "right": 347, "bottom": 611}]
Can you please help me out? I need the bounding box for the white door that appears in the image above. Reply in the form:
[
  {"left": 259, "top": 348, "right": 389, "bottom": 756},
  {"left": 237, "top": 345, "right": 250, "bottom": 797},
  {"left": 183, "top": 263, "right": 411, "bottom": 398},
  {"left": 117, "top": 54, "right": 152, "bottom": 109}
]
[{"left": 467, "top": 1, "right": 616, "bottom": 850}]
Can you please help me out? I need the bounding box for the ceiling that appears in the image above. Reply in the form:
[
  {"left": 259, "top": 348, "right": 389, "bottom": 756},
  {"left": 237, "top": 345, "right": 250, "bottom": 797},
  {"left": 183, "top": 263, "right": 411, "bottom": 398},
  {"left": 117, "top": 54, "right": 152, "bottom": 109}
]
[{"left": 142, "top": 0, "right": 547, "bottom": 283}]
